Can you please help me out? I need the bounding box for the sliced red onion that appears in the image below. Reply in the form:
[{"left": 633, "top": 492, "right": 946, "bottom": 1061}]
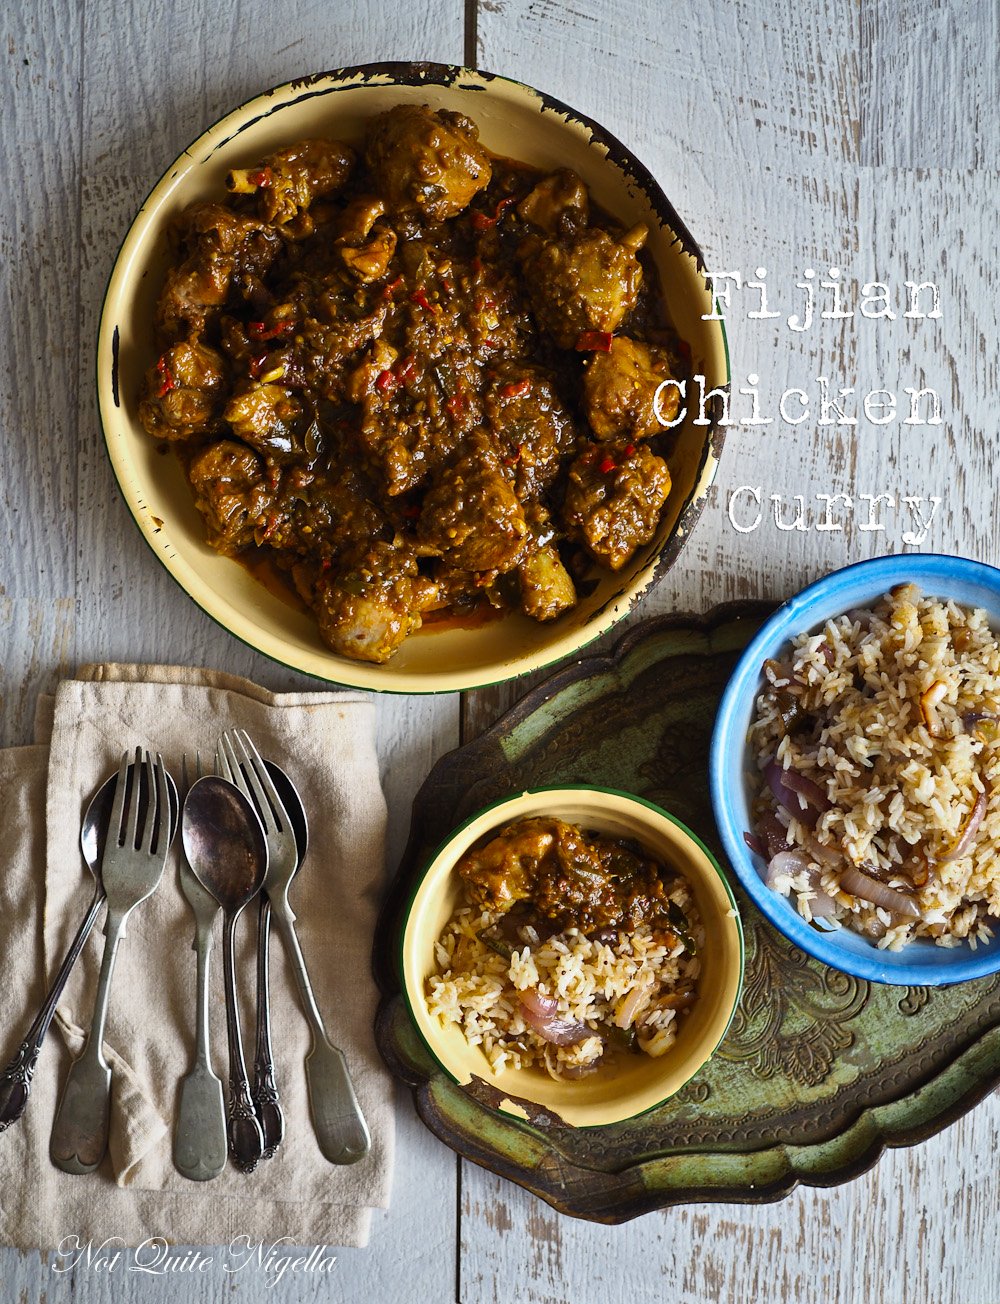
[
  {"left": 518, "top": 987, "right": 557, "bottom": 1017},
  {"left": 806, "top": 890, "right": 839, "bottom": 919},
  {"left": 518, "top": 989, "right": 589, "bottom": 1046},
  {"left": 764, "top": 760, "right": 830, "bottom": 828},
  {"left": 763, "top": 658, "right": 793, "bottom": 683},
  {"left": 765, "top": 848, "right": 814, "bottom": 888},
  {"left": 759, "top": 810, "right": 792, "bottom": 858},
  {"left": 744, "top": 831, "right": 766, "bottom": 857},
  {"left": 783, "top": 768, "right": 832, "bottom": 811},
  {"left": 840, "top": 865, "right": 920, "bottom": 920},
  {"left": 615, "top": 981, "right": 651, "bottom": 1030},
  {"left": 940, "top": 788, "right": 988, "bottom": 862},
  {"left": 804, "top": 832, "right": 843, "bottom": 868}
]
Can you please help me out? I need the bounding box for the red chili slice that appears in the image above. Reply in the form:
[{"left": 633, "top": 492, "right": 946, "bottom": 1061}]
[
  {"left": 155, "top": 355, "right": 175, "bottom": 398},
  {"left": 599, "top": 455, "right": 617, "bottom": 474},
  {"left": 410, "top": 288, "right": 438, "bottom": 314},
  {"left": 248, "top": 320, "right": 294, "bottom": 341},
  {"left": 575, "top": 330, "right": 614, "bottom": 352},
  {"left": 471, "top": 196, "right": 516, "bottom": 232},
  {"left": 395, "top": 354, "right": 416, "bottom": 383},
  {"left": 375, "top": 369, "right": 398, "bottom": 395},
  {"left": 249, "top": 167, "right": 273, "bottom": 189},
  {"left": 500, "top": 379, "right": 532, "bottom": 400}
]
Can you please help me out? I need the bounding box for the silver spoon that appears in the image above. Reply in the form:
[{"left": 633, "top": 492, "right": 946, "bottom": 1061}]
[
  {"left": 251, "top": 760, "right": 308, "bottom": 1161},
  {"left": 173, "top": 754, "right": 226, "bottom": 1182},
  {"left": 0, "top": 764, "right": 177, "bottom": 1131},
  {"left": 182, "top": 776, "right": 267, "bottom": 1173}
]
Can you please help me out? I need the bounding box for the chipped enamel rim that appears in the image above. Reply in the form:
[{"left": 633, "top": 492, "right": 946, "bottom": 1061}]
[{"left": 97, "top": 63, "right": 729, "bottom": 693}]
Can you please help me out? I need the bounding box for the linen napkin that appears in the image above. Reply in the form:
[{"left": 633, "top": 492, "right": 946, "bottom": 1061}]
[{"left": 0, "top": 664, "right": 393, "bottom": 1250}]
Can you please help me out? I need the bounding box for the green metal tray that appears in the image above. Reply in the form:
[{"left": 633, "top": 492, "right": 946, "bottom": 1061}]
[{"left": 373, "top": 604, "right": 1000, "bottom": 1222}]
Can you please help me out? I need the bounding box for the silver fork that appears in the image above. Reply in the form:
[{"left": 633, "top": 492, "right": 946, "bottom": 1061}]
[
  {"left": 50, "top": 749, "right": 173, "bottom": 1175},
  {"left": 173, "top": 753, "right": 227, "bottom": 1181},
  {"left": 218, "top": 730, "right": 371, "bottom": 1165}
]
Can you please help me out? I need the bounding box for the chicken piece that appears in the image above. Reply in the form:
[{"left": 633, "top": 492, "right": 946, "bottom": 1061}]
[
  {"left": 516, "top": 169, "right": 589, "bottom": 235},
  {"left": 365, "top": 104, "right": 491, "bottom": 223},
  {"left": 228, "top": 139, "right": 355, "bottom": 227},
  {"left": 292, "top": 464, "right": 388, "bottom": 556},
  {"left": 156, "top": 204, "right": 280, "bottom": 339},
  {"left": 223, "top": 384, "right": 303, "bottom": 461},
  {"left": 187, "top": 440, "right": 274, "bottom": 553},
  {"left": 582, "top": 336, "right": 682, "bottom": 440},
  {"left": 562, "top": 442, "right": 671, "bottom": 570},
  {"left": 417, "top": 432, "right": 530, "bottom": 573},
  {"left": 483, "top": 365, "right": 578, "bottom": 498},
  {"left": 314, "top": 541, "right": 438, "bottom": 663},
  {"left": 519, "top": 224, "right": 647, "bottom": 349},
  {"left": 334, "top": 195, "right": 398, "bottom": 282},
  {"left": 458, "top": 817, "right": 569, "bottom": 909},
  {"left": 518, "top": 543, "right": 577, "bottom": 622},
  {"left": 139, "top": 340, "right": 227, "bottom": 441}
]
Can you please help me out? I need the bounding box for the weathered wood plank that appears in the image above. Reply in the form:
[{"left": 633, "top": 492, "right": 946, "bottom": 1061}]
[
  {"left": 0, "top": 2, "right": 466, "bottom": 1302},
  {"left": 461, "top": 2, "right": 1000, "bottom": 1303},
  {"left": 860, "top": 0, "right": 1000, "bottom": 168},
  {"left": 461, "top": 1092, "right": 1000, "bottom": 1304}
]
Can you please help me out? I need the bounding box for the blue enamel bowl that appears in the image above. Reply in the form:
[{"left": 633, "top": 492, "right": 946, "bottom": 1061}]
[{"left": 710, "top": 553, "right": 1000, "bottom": 986}]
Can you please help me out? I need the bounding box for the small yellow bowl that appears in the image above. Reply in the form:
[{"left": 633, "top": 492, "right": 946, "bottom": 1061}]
[{"left": 400, "top": 786, "right": 744, "bottom": 1127}]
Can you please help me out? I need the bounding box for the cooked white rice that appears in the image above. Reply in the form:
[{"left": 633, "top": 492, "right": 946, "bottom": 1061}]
[
  {"left": 750, "top": 583, "right": 1000, "bottom": 950},
  {"left": 427, "top": 880, "right": 703, "bottom": 1078}
]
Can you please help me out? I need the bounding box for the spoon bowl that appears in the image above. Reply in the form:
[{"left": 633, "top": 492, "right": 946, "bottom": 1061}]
[
  {"left": 183, "top": 777, "right": 268, "bottom": 913},
  {"left": 182, "top": 774, "right": 268, "bottom": 1171}
]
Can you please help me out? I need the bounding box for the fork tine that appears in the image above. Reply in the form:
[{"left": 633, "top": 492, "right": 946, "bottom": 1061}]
[
  {"left": 181, "top": 752, "right": 189, "bottom": 794},
  {"left": 128, "top": 746, "right": 147, "bottom": 850},
  {"left": 107, "top": 749, "right": 131, "bottom": 849},
  {"left": 217, "top": 733, "right": 238, "bottom": 786},
  {"left": 153, "top": 752, "right": 171, "bottom": 855},
  {"left": 138, "top": 750, "right": 157, "bottom": 853},
  {"left": 233, "top": 730, "right": 287, "bottom": 833}
]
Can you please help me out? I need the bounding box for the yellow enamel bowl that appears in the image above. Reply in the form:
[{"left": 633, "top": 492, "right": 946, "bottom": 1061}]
[
  {"left": 400, "top": 787, "right": 744, "bottom": 1127},
  {"left": 97, "top": 63, "right": 729, "bottom": 692}
]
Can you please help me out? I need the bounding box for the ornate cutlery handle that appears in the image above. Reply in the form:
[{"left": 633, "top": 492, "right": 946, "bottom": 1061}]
[
  {"left": 0, "top": 885, "right": 104, "bottom": 1131},
  {"left": 50, "top": 908, "right": 126, "bottom": 1174},
  {"left": 222, "top": 913, "right": 264, "bottom": 1172},
  {"left": 271, "top": 900, "right": 370, "bottom": 1165},
  {"left": 251, "top": 896, "right": 285, "bottom": 1159}
]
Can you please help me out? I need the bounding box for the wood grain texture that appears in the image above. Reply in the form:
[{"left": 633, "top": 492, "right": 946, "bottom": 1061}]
[
  {"left": 0, "top": 2, "right": 464, "bottom": 1302},
  {"left": 461, "top": 2, "right": 1000, "bottom": 1302},
  {"left": 2, "top": 0, "right": 999, "bottom": 1299},
  {"left": 861, "top": 0, "right": 1000, "bottom": 168}
]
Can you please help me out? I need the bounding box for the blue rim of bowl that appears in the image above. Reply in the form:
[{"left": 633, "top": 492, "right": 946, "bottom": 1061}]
[
  {"left": 398, "top": 784, "right": 745, "bottom": 1127},
  {"left": 95, "top": 61, "right": 730, "bottom": 695},
  {"left": 710, "top": 552, "right": 1000, "bottom": 986}
]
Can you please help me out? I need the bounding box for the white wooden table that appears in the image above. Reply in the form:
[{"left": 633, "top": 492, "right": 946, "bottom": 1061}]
[{"left": 2, "top": 2, "right": 998, "bottom": 1300}]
